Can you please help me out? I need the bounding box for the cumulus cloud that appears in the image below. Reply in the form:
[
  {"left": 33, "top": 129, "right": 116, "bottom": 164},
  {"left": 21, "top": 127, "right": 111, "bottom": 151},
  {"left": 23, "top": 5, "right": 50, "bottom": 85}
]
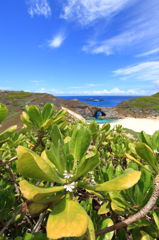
[
  {"left": 114, "top": 61, "right": 159, "bottom": 82},
  {"left": 61, "top": 0, "right": 132, "bottom": 25},
  {"left": 48, "top": 34, "right": 65, "bottom": 48},
  {"left": 27, "top": 0, "right": 51, "bottom": 17}
]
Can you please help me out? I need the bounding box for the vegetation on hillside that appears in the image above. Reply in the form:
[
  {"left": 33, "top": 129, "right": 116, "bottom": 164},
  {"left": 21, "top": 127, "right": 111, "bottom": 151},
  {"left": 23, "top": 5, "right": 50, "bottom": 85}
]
[
  {"left": 118, "top": 92, "right": 159, "bottom": 111},
  {"left": 1, "top": 103, "right": 159, "bottom": 239}
]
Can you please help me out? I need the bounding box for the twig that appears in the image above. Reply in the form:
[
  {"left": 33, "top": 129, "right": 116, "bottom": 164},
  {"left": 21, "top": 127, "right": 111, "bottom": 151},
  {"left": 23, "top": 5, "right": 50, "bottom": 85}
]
[
  {"left": 32, "top": 130, "right": 44, "bottom": 151},
  {"left": 0, "top": 160, "right": 20, "bottom": 195},
  {"left": 8, "top": 156, "right": 17, "bottom": 163},
  {"left": 96, "top": 174, "right": 159, "bottom": 236},
  {"left": 0, "top": 207, "right": 21, "bottom": 235},
  {"left": 31, "top": 212, "right": 45, "bottom": 234}
]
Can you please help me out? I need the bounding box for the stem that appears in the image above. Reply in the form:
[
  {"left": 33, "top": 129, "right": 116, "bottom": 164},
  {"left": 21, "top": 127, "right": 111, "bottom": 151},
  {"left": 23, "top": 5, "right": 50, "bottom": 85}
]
[
  {"left": 96, "top": 175, "right": 159, "bottom": 236},
  {"left": 0, "top": 207, "right": 21, "bottom": 235},
  {"left": 8, "top": 156, "right": 17, "bottom": 163},
  {"left": 0, "top": 160, "right": 20, "bottom": 195},
  {"left": 31, "top": 212, "right": 45, "bottom": 234},
  {"left": 32, "top": 130, "right": 44, "bottom": 151}
]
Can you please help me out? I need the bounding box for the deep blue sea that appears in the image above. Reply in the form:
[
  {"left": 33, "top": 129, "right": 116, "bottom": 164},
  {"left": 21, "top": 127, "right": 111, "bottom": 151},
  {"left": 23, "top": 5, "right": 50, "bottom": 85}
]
[{"left": 59, "top": 96, "right": 139, "bottom": 107}]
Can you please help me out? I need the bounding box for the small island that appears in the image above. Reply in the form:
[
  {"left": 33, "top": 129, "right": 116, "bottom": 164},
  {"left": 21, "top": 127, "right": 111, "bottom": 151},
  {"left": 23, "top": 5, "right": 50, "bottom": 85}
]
[{"left": 85, "top": 97, "right": 104, "bottom": 102}]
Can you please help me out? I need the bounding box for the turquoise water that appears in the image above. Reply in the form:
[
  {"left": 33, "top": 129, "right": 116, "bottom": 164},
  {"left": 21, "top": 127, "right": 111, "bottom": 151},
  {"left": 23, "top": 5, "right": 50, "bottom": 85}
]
[{"left": 87, "top": 119, "right": 118, "bottom": 124}]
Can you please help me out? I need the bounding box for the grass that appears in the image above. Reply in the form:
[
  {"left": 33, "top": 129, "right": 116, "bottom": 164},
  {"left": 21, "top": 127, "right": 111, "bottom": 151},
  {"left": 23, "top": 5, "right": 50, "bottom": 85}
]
[{"left": 118, "top": 93, "right": 159, "bottom": 112}]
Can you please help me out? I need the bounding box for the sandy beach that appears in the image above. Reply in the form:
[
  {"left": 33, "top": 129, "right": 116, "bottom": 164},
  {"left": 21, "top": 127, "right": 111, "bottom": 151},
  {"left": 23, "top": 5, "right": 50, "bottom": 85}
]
[{"left": 110, "top": 118, "right": 159, "bottom": 135}]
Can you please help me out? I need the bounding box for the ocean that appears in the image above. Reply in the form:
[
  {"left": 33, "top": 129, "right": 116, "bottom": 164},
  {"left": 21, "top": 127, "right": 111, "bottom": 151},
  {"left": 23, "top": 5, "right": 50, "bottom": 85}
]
[{"left": 59, "top": 96, "right": 139, "bottom": 107}]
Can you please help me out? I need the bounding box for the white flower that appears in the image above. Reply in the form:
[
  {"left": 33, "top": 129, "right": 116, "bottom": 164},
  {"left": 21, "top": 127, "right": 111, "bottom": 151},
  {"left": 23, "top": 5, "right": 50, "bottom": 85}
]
[
  {"left": 89, "top": 178, "right": 96, "bottom": 186},
  {"left": 154, "top": 149, "right": 159, "bottom": 154},
  {"left": 63, "top": 170, "right": 74, "bottom": 179},
  {"left": 64, "top": 182, "right": 76, "bottom": 192}
]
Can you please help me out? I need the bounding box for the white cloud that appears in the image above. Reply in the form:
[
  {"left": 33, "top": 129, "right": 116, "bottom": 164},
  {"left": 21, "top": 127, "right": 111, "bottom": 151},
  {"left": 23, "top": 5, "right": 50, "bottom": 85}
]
[
  {"left": 136, "top": 48, "right": 159, "bottom": 57},
  {"left": 68, "top": 88, "right": 139, "bottom": 95},
  {"left": 83, "top": 31, "right": 139, "bottom": 55},
  {"left": 49, "top": 34, "right": 65, "bottom": 48},
  {"left": 88, "top": 83, "right": 97, "bottom": 87},
  {"left": 83, "top": 0, "right": 159, "bottom": 55},
  {"left": 114, "top": 61, "right": 159, "bottom": 82},
  {"left": 70, "top": 83, "right": 100, "bottom": 89},
  {"left": 27, "top": 0, "right": 51, "bottom": 17},
  {"left": 36, "top": 88, "right": 65, "bottom": 95},
  {"left": 61, "top": 0, "right": 132, "bottom": 25}
]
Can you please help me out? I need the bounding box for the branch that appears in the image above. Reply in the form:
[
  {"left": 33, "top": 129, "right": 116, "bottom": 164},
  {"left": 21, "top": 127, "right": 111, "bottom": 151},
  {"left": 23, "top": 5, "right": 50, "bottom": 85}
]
[
  {"left": 31, "top": 212, "right": 45, "bottom": 234},
  {"left": 0, "top": 207, "right": 21, "bottom": 235},
  {"left": 32, "top": 130, "right": 44, "bottom": 151},
  {"left": 96, "top": 174, "right": 159, "bottom": 236},
  {"left": 0, "top": 160, "right": 20, "bottom": 195},
  {"left": 8, "top": 156, "right": 17, "bottom": 163}
]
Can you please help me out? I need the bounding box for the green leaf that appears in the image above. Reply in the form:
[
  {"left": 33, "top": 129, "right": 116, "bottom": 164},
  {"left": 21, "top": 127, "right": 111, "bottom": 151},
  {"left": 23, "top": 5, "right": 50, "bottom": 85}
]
[
  {"left": 50, "top": 125, "right": 64, "bottom": 147},
  {"left": 69, "top": 124, "right": 91, "bottom": 163},
  {"left": 47, "top": 197, "right": 89, "bottom": 239},
  {"left": 41, "top": 151, "right": 64, "bottom": 183},
  {"left": 0, "top": 125, "right": 17, "bottom": 142},
  {"left": 98, "top": 202, "right": 110, "bottom": 215},
  {"left": 140, "top": 231, "right": 153, "bottom": 240},
  {"left": 101, "top": 123, "right": 111, "bottom": 132},
  {"left": 75, "top": 150, "right": 99, "bottom": 180},
  {"left": 20, "top": 111, "right": 34, "bottom": 128},
  {"left": 19, "top": 180, "right": 64, "bottom": 203},
  {"left": 23, "top": 233, "right": 48, "bottom": 240},
  {"left": 152, "top": 211, "right": 159, "bottom": 230},
  {"left": 135, "top": 143, "right": 158, "bottom": 172},
  {"left": 94, "top": 169, "right": 141, "bottom": 192},
  {"left": 46, "top": 142, "right": 66, "bottom": 175},
  {"left": 152, "top": 131, "right": 159, "bottom": 150},
  {"left": 28, "top": 202, "right": 48, "bottom": 216},
  {"left": 140, "top": 131, "right": 152, "bottom": 148},
  {"left": 17, "top": 146, "right": 64, "bottom": 182},
  {"left": 26, "top": 105, "right": 43, "bottom": 128},
  {"left": 84, "top": 217, "right": 95, "bottom": 240},
  {"left": 42, "top": 103, "right": 54, "bottom": 122},
  {"left": 0, "top": 103, "right": 8, "bottom": 123},
  {"left": 97, "top": 218, "right": 114, "bottom": 240}
]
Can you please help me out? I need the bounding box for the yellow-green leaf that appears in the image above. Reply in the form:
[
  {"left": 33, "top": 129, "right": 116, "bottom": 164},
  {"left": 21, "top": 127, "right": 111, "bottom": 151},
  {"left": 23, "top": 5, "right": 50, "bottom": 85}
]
[
  {"left": 17, "top": 146, "right": 64, "bottom": 182},
  {"left": 111, "top": 201, "right": 126, "bottom": 213},
  {"left": 41, "top": 151, "right": 65, "bottom": 184},
  {"left": 84, "top": 217, "right": 95, "bottom": 240},
  {"left": 140, "top": 231, "right": 153, "bottom": 240},
  {"left": 47, "top": 198, "right": 89, "bottom": 239},
  {"left": 135, "top": 143, "right": 158, "bottom": 172},
  {"left": 0, "top": 103, "right": 8, "bottom": 123},
  {"left": 19, "top": 180, "right": 64, "bottom": 203},
  {"left": 42, "top": 103, "right": 54, "bottom": 122},
  {"left": 97, "top": 218, "right": 114, "bottom": 240},
  {"left": 28, "top": 202, "right": 48, "bottom": 216},
  {"left": 75, "top": 150, "right": 99, "bottom": 180},
  {"left": 69, "top": 124, "right": 91, "bottom": 163},
  {"left": 0, "top": 125, "right": 17, "bottom": 142},
  {"left": 98, "top": 202, "right": 110, "bottom": 215},
  {"left": 94, "top": 170, "right": 141, "bottom": 192},
  {"left": 20, "top": 111, "right": 33, "bottom": 128}
]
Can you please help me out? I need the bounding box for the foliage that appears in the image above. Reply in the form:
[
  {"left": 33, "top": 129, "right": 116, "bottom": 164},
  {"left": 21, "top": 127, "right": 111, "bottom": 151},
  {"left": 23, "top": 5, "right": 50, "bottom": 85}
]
[
  {"left": 0, "top": 103, "right": 159, "bottom": 239},
  {"left": 118, "top": 92, "right": 159, "bottom": 111}
]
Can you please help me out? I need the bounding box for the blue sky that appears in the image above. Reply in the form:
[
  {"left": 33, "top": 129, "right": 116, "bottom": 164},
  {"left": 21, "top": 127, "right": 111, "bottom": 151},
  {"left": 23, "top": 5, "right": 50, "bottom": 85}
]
[{"left": 0, "top": 0, "right": 159, "bottom": 96}]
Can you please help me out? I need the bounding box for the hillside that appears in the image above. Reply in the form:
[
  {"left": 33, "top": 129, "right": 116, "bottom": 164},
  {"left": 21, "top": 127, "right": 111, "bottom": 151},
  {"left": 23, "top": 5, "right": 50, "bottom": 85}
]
[
  {"left": 116, "top": 93, "right": 159, "bottom": 117},
  {"left": 0, "top": 90, "right": 99, "bottom": 130}
]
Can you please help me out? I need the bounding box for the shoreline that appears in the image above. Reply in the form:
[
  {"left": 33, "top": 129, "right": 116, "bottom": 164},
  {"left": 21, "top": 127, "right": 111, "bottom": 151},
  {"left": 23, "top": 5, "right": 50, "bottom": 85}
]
[{"left": 109, "top": 118, "right": 159, "bottom": 135}]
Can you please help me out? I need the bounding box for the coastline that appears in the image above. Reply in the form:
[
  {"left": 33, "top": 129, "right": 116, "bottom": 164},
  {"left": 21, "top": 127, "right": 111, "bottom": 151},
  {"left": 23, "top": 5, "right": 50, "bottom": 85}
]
[{"left": 109, "top": 118, "right": 159, "bottom": 135}]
